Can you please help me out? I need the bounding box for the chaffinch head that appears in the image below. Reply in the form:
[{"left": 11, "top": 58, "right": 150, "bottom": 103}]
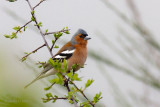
[{"left": 25, "top": 29, "right": 91, "bottom": 88}]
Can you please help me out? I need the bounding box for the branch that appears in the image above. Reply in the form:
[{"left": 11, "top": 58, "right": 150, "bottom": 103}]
[
  {"left": 21, "top": 44, "right": 46, "bottom": 61},
  {"left": 15, "top": 20, "right": 32, "bottom": 34},
  {"left": 42, "top": 97, "right": 67, "bottom": 102},
  {"left": 47, "top": 29, "right": 70, "bottom": 51},
  {"left": 70, "top": 81, "right": 95, "bottom": 107},
  {"left": 61, "top": 75, "right": 78, "bottom": 107},
  {"left": 26, "top": 0, "right": 54, "bottom": 57},
  {"left": 33, "top": 0, "right": 46, "bottom": 10},
  {"left": 58, "top": 72, "right": 95, "bottom": 106},
  {"left": 50, "top": 38, "right": 57, "bottom": 52},
  {"left": 44, "top": 29, "right": 70, "bottom": 35}
]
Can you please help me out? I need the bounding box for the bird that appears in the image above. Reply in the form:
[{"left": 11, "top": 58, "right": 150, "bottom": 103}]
[{"left": 24, "top": 29, "right": 91, "bottom": 88}]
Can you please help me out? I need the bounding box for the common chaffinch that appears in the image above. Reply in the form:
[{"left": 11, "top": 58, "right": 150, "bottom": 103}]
[{"left": 25, "top": 29, "right": 91, "bottom": 88}]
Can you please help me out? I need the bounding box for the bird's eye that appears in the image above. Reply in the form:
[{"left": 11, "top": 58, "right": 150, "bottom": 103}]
[
  {"left": 80, "top": 35, "right": 84, "bottom": 38},
  {"left": 80, "top": 34, "right": 88, "bottom": 38}
]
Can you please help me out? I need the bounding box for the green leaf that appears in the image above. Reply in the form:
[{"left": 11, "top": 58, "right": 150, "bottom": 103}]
[
  {"left": 54, "top": 45, "right": 59, "bottom": 48},
  {"left": 49, "top": 58, "right": 61, "bottom": 70},
  {"left": 45, "top": 29, "right": 48, "bottom": 33},
  {"left": 67, "top": 91, "right": 74, "bottom": 100},
  {"left": 74, "top": 97, "right": 79, "bottom": 103},
  {"left": 4, "top": 34, "right": 11, "bottom": 38},
  {"left": 52, "top": 100, "right": 56, "bottom": 103},
  {"left": 31, "top": 10, "right": 35, "bottom": 15},
  {"left": 31, "top": 16, "right": 35, "bottom": 21},
  {"left": 37, "top": 22, "right": 42, "bottom": 27},
  {"left": 85, "top": 79, "right": 94, "bottom": 89},
  {"left": 67, "top": 70, "right": 73, "bottom": 79},
  {"left": 63, "top": 59, "right": 68, "bottom": 73},
  {"left": 21, "top": 57, "right": 26, "bottom": 62},
  {"left": 71, "top": 64, "right": 80, "bottom": 69},
  {"left": 38, "top": 65, "right": 42, "bottom": 68},
  {"left": 67, "top": 70, "right": 81, "bottom": 81},
  {"left": 53, "top": 32, "right": 63, "bottom": 39},
  {"left": 53, "top": 33, "right": 57, "bottom": 38},
  {"left": 44, "top": 86, "right": 51, "bottom": 91},
  {"left": 73, "top": 73, "right": 81, "bottom": 81},
  {"left": 64, "top": 30, "right": 70, "bottom": 34},
  {"left": 54, "top": 95, "right": 58, "bottom": 98},
  {"left": 24, "top": 26, "right": 27, "bottom": 31},
  {"left": 5, "top": 32, "right": 17, "bottom": 39},
  {"left": 84, "top": 104, "right": 92, "bottom": 107},
  {"left": 69, "top": 100, "right": 73, "bottom": 104},
  {"left": 42, "top": 99, "right": 48, "bottom": 103},
  {"left": 46, "top": 93, "right": 53, "bottom": 98},
  {"left": 24, "top": 52, "right": 28, "bottom": 54},
  {"left": 56, "top": 73, "right": 63, "bottom": 85},
  {"left": 52, "top": 95, "right": 58, "bottom": 103},
  {"left": 49, "top": 78, "right": 59, "bottom": 84},
  {"left": 80, "top": 101, "right": 91, "bottom": 107},
  {"left": 58, "top": 32, "right": 63, "bottom": 37},
  {"left": 49, "top": 58, "right": 55, "bottom": 66},
  {"left": 44, "top": 82, "right": 55, "bottom": 90},
  {"left": 11, "top": 32, "right": 17, "bottom": 39},
  {"left": 7, "top": 0, "right": 17, "bottom": 2},
  {"left": 93, "top": 92, "right": 102, "bottom": 103},
  {"left": 13, "top": 26, "right": 20, "bottom": 31}
]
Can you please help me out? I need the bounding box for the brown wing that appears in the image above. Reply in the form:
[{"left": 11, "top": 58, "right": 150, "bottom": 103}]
[{"left": 52, "top": 42, "right": 75, "bottom": 62}]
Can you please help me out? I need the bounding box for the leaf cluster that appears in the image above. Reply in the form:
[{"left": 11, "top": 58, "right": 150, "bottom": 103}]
[{"left": 42, "top": 59, "right": 102, "bottom": 106}]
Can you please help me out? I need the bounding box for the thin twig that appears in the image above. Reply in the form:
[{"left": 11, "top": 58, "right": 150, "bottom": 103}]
[
  {"left": 33, "top": 0, "right": 46, "bottom": 10},
  {"left": 50, "top": 82, "right": 56, "bottom": 88},
  {"left": 48, "top": 29, "right": 70, "bottom": 52},
  {"left": 70, "top": 81, "right": 95, "bottom": 107},
  {"left": 43, "top": 97, "right": 67, "bottom": 101},
  {"left": 21, "top": 43, "right": 46, "bottom": 61},
  {"left": 50, "top": 38, "right": 57, "bottom": 52},
  {"left": 26, "top": 0, "right": 54, "bottom": 57},
  {"left": 62, "top": 74, "right": 94, "bottom": 106},
  {"left": 15, "top": 20, "right": 32, "bottom": 34},
  {"left": 63, "top": 76, "right": 78, "bottom": 107},
  {"left": 44, "top": 29, "right": 70, "bottom": 35}
]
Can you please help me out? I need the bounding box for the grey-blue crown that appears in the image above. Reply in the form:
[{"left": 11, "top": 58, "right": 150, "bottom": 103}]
[
  {"left": 76, "top": 29, "right": 88, "bottom": 36},
  {"left": 73, "top": 29, "right": 88, "bottom": 37},
  {"left": 71, "top": 29, "right": 88, "bottom": 45}
]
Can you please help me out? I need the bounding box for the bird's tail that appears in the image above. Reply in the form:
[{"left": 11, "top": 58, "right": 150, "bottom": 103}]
[
  {"left": 24, "top": 73, "right": 43, "bottom": 89},
  {"left": 24, "top": 69, "right": 57, "bottom": 89}
]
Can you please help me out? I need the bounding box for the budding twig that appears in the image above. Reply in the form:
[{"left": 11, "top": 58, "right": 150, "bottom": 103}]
[
  {"left": 50, "top": 38, "right": 57, "bottom": 52},
  {"left": 26, "top": 0, "right": 54, "bottom": 57},
  {"left": 21, "top": 44, "right": 46, "bottom": 61},
  {"left": 44, "top": 29, "right": 70, "bottom": 35},
  {"left": 33, "top": 0, "right": 46, "bottom": 10},
  {"left": 15, "top": 20, "right": 32, "bottom": 34},
  {"left": 42, "top": 97, "right": 68, "bottom": 102},
  {"left": 70, "top": 81, "right": 95, "bottom": 107}
]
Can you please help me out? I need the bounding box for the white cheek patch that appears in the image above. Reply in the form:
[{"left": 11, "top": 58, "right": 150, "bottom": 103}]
[{"left": 61, "top": 49, "right": 75, "bottom": 54}]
